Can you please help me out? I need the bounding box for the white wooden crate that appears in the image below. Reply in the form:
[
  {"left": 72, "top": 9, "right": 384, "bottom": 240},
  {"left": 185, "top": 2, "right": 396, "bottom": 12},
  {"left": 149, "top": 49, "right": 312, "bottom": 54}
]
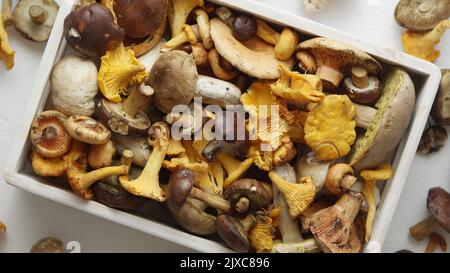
[{"left": 2, "top": 0, "right": 442, "bottom": 252}]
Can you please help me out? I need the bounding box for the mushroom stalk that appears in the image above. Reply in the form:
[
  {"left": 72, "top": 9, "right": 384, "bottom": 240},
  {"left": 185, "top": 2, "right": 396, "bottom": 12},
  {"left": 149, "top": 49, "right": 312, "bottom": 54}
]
[
  {"left": 354, "top": 103, "right": 377, "bottom": 129},
  {"left": 194, "top": 8, "right": 213, "bottom": 49},
  {"left": 409, "top": 216, "right": 438, "bottom": 241},
  {"left": 241, "top": 214, "right": 257, "bottom": 231},
  {"left": 122, "top": 84, "right": 154, "bottom": 117},
  {"left": 190, "top": 187, "right": 231, "bottom": 212},
  {"left": 28, "top": 5, "right": 47, "bottom": 25},
  {"left": 217, "top": 153, "right": 253, "bottom": 188},
  {"left": 161, "top": 24, "right": 199, "bottom": 53},
  {"left": 272, "top": 239, "right": 321, "bottom": 253},
  {"left": 2, "top": 0, "right": 13, "bottom": 26}
]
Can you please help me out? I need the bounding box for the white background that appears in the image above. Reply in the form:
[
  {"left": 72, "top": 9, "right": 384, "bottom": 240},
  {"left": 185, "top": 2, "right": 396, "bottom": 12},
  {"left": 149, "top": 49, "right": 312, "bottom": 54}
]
[{"left": 0, "top": 0, "right": 449, "bottom": 252}]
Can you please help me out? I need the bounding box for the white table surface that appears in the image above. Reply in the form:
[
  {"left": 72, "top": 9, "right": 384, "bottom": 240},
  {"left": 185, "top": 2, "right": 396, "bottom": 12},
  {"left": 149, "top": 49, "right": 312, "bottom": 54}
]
[{"left": 0, "top": 0, "right": 449, "bottom": 253}]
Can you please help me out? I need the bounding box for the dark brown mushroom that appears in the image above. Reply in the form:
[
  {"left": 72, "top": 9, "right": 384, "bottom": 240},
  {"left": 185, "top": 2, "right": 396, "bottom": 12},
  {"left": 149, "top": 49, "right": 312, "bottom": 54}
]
[
  {"left": 223, "top": 179, "right": 272, "bottom": 214},
  {"left": 215, "top": 6, "right": 257, "bottom": 42},
  {"left": 431, "top": 69, "right": 450, "bottom": 125},
  {"left": 410, "top": 187, "right": 450, "bottom": 241},
  {"left": 216, "top": 214, "right": 256, "bottom": 253},
  {"left": 113, "top": 0, "right": 168, "bottom": 39},
  {"left": 30, "top": 237, "right": 64, "bottom": 253},
  {"left": 417, "top": 125, "right": 448, "bottom": 154},
  {"left": 395, "top": 0, "right": 450, "bottom": 31},
  {"left": 30, "top": 110, "right": 72, "bottom": 158},
  {"left": 344, "top": 66, "right": 382, "bottom": 105},
  {"left": 64, "top": 3, "right": 125, "bottom": 57}
]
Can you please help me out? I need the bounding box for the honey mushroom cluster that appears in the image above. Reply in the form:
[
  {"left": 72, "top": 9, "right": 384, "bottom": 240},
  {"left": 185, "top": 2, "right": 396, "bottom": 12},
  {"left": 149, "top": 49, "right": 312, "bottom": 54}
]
[{"left": 28, "top": 0, "right": 418, "bottom": 253}]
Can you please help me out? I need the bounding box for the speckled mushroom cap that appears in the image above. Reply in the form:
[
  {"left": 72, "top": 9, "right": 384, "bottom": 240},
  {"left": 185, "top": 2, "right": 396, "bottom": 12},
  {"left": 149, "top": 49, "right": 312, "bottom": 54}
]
[
  {"left": 395, "top": 0, "right": 450, "bottom": 31},
  {"left": 13, "top": 0, "right": 58, "bottom": 42},
  {"left": 427, "top": 187, "right": 450, "bottom": 232},
  {"left": 210, "top": 18, "right": 294, "bottom": 80}
]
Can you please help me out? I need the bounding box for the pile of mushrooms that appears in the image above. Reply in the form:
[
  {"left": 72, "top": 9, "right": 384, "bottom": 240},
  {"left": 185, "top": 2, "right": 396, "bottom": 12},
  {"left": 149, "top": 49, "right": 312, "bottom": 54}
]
[{"left": 28, "top": 1, "right": 418, "bottom": 253}]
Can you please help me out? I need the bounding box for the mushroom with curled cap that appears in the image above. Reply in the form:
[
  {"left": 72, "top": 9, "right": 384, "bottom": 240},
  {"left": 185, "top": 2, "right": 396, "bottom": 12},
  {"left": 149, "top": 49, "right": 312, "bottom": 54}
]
[
  {"left": 30, "top": 110, "right": 72, "bottom": 158},
  {"left": 350, "top": 68, "right": 415, "bottom": 171},
  {"left": 432, "top": 70, "right": 450, "bottom": 125},
  {"left": 9, "top": 0, "right": 58, "bottom": 42},
  {"left": 209, "top": 18, "right": 294, "bottom": 80},
  {"left": 395, "top": 0, "right": 450, "bottom": 31},
  {"left": 298, "top": 37, "right": 382, "bottom": 89},
  {"left": 410, "top": 187, "right": 450, "bottom": 241},
  {"left": 64, "top": 115, "right": 111, "bottom": 145},
  {"left": 216, "top": 214, "right": 257, "bottom": 253},
  {"left": 64, "top": 3, "right": 125, "bottom": 57},
  {"left": 305, "top": 191, "right": 364, "bottom": 253},
  {"left": 119, "top": 122, "right": 170, "bottom": 202},
  {"left": 402, "top": 20, "right": 450, "bottom": 62}
]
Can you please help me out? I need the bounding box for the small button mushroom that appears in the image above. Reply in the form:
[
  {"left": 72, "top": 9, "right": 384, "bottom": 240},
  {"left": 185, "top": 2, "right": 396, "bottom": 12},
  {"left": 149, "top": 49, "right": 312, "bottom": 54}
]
[
  {"left": 232, "top": 14, "right": 257, "bottom": 42},
  {"left": 223, "top": 179, "right": 272, "bottom": 215},
  {"left": 305, "top": 192, "right": 364, "bottom": 253},
  {"left": 30, "top": 110, "right": 71, "bottom": 158},
  {"left": 50, "top": 55, "right": 98, "bottom": 117},
  {"left": 11, "top": 0, "right": 58, "bottom": 42},
  {"left": 64, "top": 3, "right": 125, "bottom": 57},
  {"left": 99, "top": 86, "right": 153, "bottom": 136},
  {"left": 410, "top": 187, "right": 450, "bottom": 241},
  {"left": 113, "top": 0, "right": 168, "bottom": 39},
  {"left": 296, "top": 50, "right": 317, "bottom": 74},
  {"left": 324, "top": 163, "right": 357, "bottom": 197},
  {"left": 431, "top": 70, "right": 450, "bottom": 125},
  {"left": 64, "top": 115, "right": 111, "bottom": 145},
  {"left": 295, "top": 152, "right": 330, "bottom": 192},
  {"left": 88, "top": 140, "right": 116, "bottom": 169},
  {"left": 208, "top": 48, "right": 239, "bottom": 80},
  {"left": 344, "top": 66, "right": 382, "bottom": 105},
  {"left": 298, "top": 37, "right": 382, "bottom": 89},
  {"left": 395, "top": 0, "right": 450, "bottom": 31},
  {"left": 216, "top": 214, "right": 257, "bottom": 253},
  {"left": 417, "top": 125, "right": 448, "bottom": 154},
  {"left": 30, "top": 237, "right": 64, "bottom": 253},
  {"left": 147, "top": 50, "right": 198, "bottom": 114}
]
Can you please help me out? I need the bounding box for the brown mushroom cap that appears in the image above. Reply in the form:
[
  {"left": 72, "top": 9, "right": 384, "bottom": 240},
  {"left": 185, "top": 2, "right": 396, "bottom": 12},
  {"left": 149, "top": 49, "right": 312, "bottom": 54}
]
[
  {"left": 30, "top": 110, "right": 71, "bottom": 158},
  {"left": 427, "top": 187, "right": 450, "bottom": 232},
  {"left": 216, "top": 214, "right": 256, "bottom": 253},
  {"left": 147, "top": 50, "right": 198, "bottom": 113},
  {"left": 431, "top": 70, "right": 450, "bottom": 125},
  {"left": 30, "top": 237, "right": 64, "bottom": 253},
  {"left": 350, "top": 68, "right": 415, "bottom": 171},
  {"left": 166, "top": 168, "right": 195, "bottom": 210},
  {"left": 223, "top": 179, "right": 272, "bottom": 213},
  {"left": 12, "top": 0, "right": 58, "bottom": 42},
  {"left": 114, "top": 0, "right": 168, "bottom": 38},
  {"left": 64, "top": 115, "right": 111, "bottom": 145},
  {"left": 298, "top": 37, "right": 382, "bottom": 89},
  {"left": 64, "top": 3, "right": 125, "bottom": 57},
  {"left": 395, "top": 0, "right": 450, "bottom": 31},
  {"left": 210, "top": 18, "right": 294, "bottom": 80},
  {"left": 344, "top": 76, "right": 382, "bottom": 105}
]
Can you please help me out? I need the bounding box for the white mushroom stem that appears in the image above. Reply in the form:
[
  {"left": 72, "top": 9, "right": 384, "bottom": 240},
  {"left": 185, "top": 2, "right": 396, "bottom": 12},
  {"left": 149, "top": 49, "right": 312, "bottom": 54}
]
[
  {"left": 122, "top": 84, "right": 154, "bottom": 117},
  {"left": 194, "top": 75, "right": 241, "bottom": 107},
  {"left": 28, "top": 5, "right": 47, "bottom": 25},
  {"left": 354, "top": 103, "right": 378, "bottom": 129},
  {"left": 272, "top": 164, "right": 303, "bottom": 243},
  {"left": 272, "top": 239, "right": 321, "bottom": 253},
  {"left": 235, "top": 197, "right": 250, "bottom": 213},
  {"left": 2, "top": 0, "right": 13, "bottom": 26}
]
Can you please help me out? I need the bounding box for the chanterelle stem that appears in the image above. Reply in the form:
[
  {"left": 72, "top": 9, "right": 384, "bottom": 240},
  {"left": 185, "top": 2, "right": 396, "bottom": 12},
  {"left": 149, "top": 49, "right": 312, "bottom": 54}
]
[{"left": 2, "top": 0, "right": 13, "bottom": 26}]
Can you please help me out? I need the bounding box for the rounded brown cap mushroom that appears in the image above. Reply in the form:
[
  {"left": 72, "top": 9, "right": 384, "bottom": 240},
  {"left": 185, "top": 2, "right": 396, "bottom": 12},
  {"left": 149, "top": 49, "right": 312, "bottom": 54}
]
[
  {"left": 30, "top": 237, "right": 64, "bottom": 253},
  {"left": 12, "top": 0, "right": 58, "bottom": 42},
  {"left": 298, "top": 37, "right": 382, "bottom": 89},
  {"left": 223, "top": 179, "right": 272, "bottom": 214},
  {"left": 344, "top": 67, "right": 382, "bottom": 105},
  {"left": 395, "top": 0, "right": 450, "bottom": 31},
  {"left": 427, "top": 187, "right": 450, "bottom": 232},
  {"left": 114, "top": 0, "right": 168, "bottom": 38},
  {"left": 216, "top": 214, "right": 256, "bottom": 253},
  {"left": 64, "top": 115, "right": 111, "bottom": 145},
  {"left": 64, "top": 3, "right": 125, "bottom": 57},
  {"left": 210, "top": 18, "right": 294, "bottom": 80},
  {"left": 166, "top": 168, "right": 196, "bottom": 210},
  {"left": 31, "top": 110, "right": 71, "bottom": 158},
  {"left": 431, "top": 69, "right": 450, "bottom": 125}
]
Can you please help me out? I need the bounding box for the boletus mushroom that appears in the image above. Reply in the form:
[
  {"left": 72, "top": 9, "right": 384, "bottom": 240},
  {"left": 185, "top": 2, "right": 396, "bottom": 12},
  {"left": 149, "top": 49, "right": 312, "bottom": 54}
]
[
  {"left": 410, "top": 187, "right": 450, "bottom": 241},
  {"left": 298, "top": 37, "right": 382, "bottom": 89},
  {"left": 395, "top": 0, "right": 450, "bottom": 31},
  {"left": 64, "top": 3, "right": 125, "bottom": 57},
  {"left": 432, "top": 69, "right": 450, "bottom": 125},
  {"left": 216, "top": 214, "right": 257, "bottom": 253},
  {"left": 30, "top": 110, "right": 71, "bottom": 158},
  {"left": 113, "top": 0, "right": 168, "bottom": 39},
  {"left": 30, "top": 237, "right": 64, "bottom": 253}
]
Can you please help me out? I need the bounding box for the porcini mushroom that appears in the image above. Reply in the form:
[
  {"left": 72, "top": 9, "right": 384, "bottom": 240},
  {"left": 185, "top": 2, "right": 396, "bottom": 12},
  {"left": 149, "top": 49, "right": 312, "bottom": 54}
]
[
  {"left": 98, "top": 84, "right": 153, "bottom": 136},
  {"left": 119, "top": 122, "right": 169, "bottom": 201},
  {"left": 410, "top": 187, "right": 450, "bottom": 241},
  {"left": 432, "top": 70, "right": 450, "bottom": 125},
  {"left": 298, "top": 37, "right": 382, "bottom": 89},
  {"left": 64, "top": 3, "right": 125, "bottom": 57},
  {"left": 50, "top": 55, "right": 98, "bottom": 117},
  {"left": 395, "top": 0, "right": 450, "bottom": 31},
  {"left": 295, "top": 152, "right": 330, "bottom": 192},
  {"left": 210, "top": 18, "right": 294, "bottom": 80},
  {"left": 324, "top": 163, "right": 357, "bottom": 197},
  {"left": 64, "top": 115, "right": 111, "bottom": 145},
  {"left": 88, "top": 140, "right": 116, "bottom": 169},
  {"left": 12, "top": 0, "right": 58, "bottom": 42},
  {"left": 268, "top": 171, "right": 316, "bottom": 218},
  {"left": 256, "top": 19, "right": 299, "bottom": 61},
  {"left": 113, "top": 0, "right": 168, "bottom": 38},
  {"left": 216, "top": 214, "right": 257, "bottom": 253},
  {"left": 350, "top": 68, "right": 415, "bottom": 171},
  {"left": 31, "top": 110, "right": 71, "bottom": 158},
  {"left": 344, "top": 66, "right": 382, "bottom": 105},
  {"left": 305, "top": 192, "right": 363, "bottom": 253},
  {"left": 402, "top": 20, "right": 450, "bottom": 62},
  {"left": 147, "top": 50, "right": 198, "bottom": 113}
]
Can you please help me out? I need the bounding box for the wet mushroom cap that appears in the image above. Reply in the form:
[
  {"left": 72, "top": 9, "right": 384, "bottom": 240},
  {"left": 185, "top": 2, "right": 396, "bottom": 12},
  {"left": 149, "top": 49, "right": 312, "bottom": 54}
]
[
  {"left": 12, "top": 0, "right": 59, "bottom": 42},
  {"left": 223, "top": 179, "right": 272, "bottom": 212},
  {"left": 30, "top": 110, "right": 71, "bottom": 158},
  {"left": 166, "top": 168, "right": 196, "bottom": 210},
  {"left": 395, "top": 0, "right": 450, "bottom": 31},
  {"left": 216, "top": 215, "right": 250, "bottom": 253},
  {"left": 114, "top": 0, "right": 168, "bottom": 38},
  {"left": 427, "top": 187, "right": 450, "bottom": 232}
]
